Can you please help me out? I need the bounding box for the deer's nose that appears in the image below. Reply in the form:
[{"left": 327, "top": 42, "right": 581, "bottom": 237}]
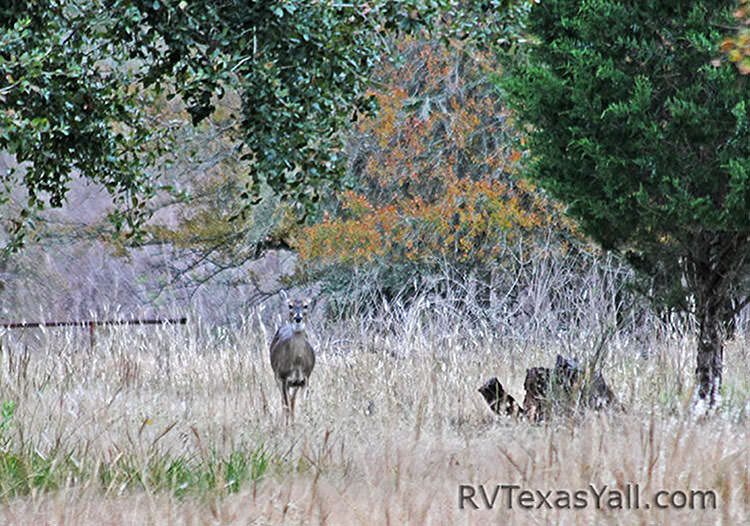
[{"left": 294, "top": 315, "right": 303, "bottom": 323}]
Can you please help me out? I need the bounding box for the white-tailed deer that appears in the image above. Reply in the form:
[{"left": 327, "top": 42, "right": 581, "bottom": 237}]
[{"left": 269, "top": 298, "right": 315, "bottom": 422}]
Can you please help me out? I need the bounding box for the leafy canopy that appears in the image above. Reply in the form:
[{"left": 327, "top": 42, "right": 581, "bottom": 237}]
[
  {"left": 503, "top": 0, "right": 750, "bottom": 310},
  {"left": 1, "top": 3, "right": 163, "bottom": 248},
  {"left": 0, "top": 0, "right": 528, "bottom": 251}
]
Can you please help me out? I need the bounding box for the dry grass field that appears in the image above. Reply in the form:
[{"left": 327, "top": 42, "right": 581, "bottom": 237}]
[{"left": 0, "top": 303, "right": 748, "bottom": 525}]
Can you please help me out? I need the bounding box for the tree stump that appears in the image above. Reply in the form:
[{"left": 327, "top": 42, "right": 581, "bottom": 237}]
[
  {"left": 479, "top": 354, "right": 616, "bottom": 421},
  {"left": 478, "top": 377, "right": 524, "bottom": 417}
]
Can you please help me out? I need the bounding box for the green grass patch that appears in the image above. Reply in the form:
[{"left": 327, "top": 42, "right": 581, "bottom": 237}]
[{"left": 0, "top": 445, "right": 275, "bottom": 499}]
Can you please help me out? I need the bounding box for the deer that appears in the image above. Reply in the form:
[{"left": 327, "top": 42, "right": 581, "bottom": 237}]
[{"left": 269, "top": 298, "right": 316, "bottom": 422}]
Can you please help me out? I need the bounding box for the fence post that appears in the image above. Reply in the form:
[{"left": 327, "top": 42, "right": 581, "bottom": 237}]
[{"left": 89, "top": 321, "right": 95, "bottom": 351}]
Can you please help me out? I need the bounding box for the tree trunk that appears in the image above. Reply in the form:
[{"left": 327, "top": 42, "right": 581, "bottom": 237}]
[
  {"left": 688, "top": 234, "right": 744, "bottom": 409},
  {"left": 695, "top": 303, "right": 724, "bottom": 407},
  {"left": 477, "top": 268, "right": 492, "bottom": 310}
]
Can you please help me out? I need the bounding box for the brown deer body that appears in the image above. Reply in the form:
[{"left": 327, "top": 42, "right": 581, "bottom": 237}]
[{"left": 269, "top": 299, "right": 315, "bottom": 421}]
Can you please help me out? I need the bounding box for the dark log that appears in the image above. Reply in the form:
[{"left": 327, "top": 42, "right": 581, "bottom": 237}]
[
  {"left": 481, "top": 354, "right": 617, "bottom": 422},
  {"left": 478, "top": 377, "right": 524, "bottom": 417}
]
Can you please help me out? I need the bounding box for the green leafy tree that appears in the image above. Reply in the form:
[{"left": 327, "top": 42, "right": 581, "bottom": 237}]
[
  {"left": 1, "top": 1, "right": 530, "bottom": 252},
  {"left": 504, "top": 0, "right": 750, "bottom": 406},
  {"left": 112, "top": 1, "right": 450, "bottom": 214},
  {"left": 0, "top": 4, "right": 163, "bottom": 250},
  {"left": 1, "top": 1, "right": 442, "bottom": 250}
]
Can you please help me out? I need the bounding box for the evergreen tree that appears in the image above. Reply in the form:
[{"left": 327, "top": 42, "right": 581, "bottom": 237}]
[{"left": 504, "top": 0, "right": 750, "bottom": 406}]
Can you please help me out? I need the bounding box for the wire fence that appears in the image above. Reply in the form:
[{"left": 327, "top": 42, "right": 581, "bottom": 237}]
[{"left": 0, "top": 317, "right": 187, "bottom": 350}]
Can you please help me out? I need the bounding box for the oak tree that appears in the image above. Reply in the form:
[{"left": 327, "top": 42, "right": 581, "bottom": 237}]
[{"left": 2, "top": 1, "right": 526, "bottom": 251}]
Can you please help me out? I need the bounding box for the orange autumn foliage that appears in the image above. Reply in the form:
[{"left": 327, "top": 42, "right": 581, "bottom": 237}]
[
  {"left": 298, "top": 179, "right": 559, "bottom": 265},
  {"left": 294, "top": 39, "right": 572, "bottom": 270},
  {"left": 720, "top": 1, "right": 750, "bottom": 74}
]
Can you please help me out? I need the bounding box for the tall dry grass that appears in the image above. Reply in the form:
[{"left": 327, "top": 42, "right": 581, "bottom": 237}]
[{"left": 0, "top": 297, "right": 747, "bottom": 525}]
